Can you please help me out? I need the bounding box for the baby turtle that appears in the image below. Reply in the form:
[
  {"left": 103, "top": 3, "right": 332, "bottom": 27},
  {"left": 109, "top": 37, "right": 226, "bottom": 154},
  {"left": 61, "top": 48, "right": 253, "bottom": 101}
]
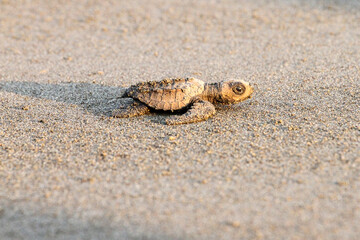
[{"left": 112, "top": 78, "right": 254, "bottom": 125}]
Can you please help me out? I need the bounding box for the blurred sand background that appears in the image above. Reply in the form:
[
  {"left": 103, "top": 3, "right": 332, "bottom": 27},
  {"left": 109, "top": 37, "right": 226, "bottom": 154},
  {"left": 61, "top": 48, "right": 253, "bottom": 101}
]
[{"left": 0, "top": 0, "right": 359, "bottom": 239}]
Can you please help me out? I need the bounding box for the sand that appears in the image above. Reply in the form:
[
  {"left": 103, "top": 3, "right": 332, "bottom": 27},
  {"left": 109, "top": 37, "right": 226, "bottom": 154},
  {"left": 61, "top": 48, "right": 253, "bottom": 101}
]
[{"left": 0, "top": 0, "right": 359, "bottom": 239}]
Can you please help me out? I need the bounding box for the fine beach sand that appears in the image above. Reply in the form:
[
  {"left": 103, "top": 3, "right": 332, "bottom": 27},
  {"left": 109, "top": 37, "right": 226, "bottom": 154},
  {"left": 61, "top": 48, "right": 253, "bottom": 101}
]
[{"left": 0, "top": 0, "right": 359, "bottom": 239}]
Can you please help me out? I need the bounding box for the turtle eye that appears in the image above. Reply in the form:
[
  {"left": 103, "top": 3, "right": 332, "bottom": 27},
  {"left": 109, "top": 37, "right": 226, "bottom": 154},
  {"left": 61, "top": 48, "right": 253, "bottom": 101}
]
[{"left": 233, "top": 86, "right": 244, "bottom": 95}]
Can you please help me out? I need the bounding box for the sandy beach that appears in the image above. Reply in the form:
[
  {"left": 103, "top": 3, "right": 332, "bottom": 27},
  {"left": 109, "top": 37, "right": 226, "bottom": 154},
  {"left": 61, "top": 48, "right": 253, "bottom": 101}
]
[{"left": 0, "top": 0, "right": 359, "bottom": 239}]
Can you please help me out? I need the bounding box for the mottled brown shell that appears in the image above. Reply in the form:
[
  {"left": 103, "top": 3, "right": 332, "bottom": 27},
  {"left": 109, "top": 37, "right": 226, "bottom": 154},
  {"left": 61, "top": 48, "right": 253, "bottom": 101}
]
[{"left": 125, "top": 78, "right": 205, "bottom": 111}]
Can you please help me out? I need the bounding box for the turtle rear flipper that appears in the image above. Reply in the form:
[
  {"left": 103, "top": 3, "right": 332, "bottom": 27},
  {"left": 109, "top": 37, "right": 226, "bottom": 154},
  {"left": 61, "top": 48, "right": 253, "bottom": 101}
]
[
  {"left": 165, "top": 98, "right": 216, "bottom": 125},
  {"left": 112, "top": 98, "right": 150, "bottom": 118}
]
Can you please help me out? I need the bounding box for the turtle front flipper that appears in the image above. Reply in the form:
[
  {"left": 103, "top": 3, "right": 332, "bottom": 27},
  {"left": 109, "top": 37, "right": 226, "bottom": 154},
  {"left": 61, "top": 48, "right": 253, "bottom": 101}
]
[
  {"left": 165, "top": 98, "right": 216, "bottom": 125},
  {"left": 112, "top": 98, "right": 150, "bottom": 118}
]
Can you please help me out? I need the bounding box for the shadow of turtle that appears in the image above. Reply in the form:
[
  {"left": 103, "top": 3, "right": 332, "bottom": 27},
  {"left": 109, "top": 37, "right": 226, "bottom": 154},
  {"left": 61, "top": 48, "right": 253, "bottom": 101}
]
[{"left": 0, "top": 81, "right": 125, "bottom": 116}]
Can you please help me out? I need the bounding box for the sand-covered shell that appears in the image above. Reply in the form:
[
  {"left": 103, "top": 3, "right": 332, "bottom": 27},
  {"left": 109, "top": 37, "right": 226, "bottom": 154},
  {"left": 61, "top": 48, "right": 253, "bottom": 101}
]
[{"left": 125, "top": 78, "right": 205, "bottom": 111}]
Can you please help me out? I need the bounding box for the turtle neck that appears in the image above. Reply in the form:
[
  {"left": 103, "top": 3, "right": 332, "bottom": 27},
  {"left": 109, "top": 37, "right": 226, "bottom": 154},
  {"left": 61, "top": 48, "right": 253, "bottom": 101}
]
[{"left": 201, "top": 83, "right": 222, "bottom": 103}]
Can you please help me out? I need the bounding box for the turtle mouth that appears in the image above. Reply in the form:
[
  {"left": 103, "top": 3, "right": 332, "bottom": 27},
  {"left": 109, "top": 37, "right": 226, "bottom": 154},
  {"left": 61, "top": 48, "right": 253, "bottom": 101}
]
[
  {"left": 242, "top": 95, "right": 252, "bottom": 101},
  {"left": 240, "top": 92, "right": 253, "bottom": 102},
  {"left": 248, "top": 85, "right": 254, "bottom": 99}
]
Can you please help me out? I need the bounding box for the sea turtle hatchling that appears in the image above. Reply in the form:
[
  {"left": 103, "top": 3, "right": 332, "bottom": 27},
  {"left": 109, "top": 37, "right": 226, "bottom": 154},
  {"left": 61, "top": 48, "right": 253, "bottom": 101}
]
[{"left": 112, "top": 78, "right": 254, "bottom": 125}]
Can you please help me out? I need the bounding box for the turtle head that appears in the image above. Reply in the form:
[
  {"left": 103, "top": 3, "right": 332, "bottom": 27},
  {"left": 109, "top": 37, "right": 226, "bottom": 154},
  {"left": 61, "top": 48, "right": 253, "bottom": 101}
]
[{"left": 218, "top": 80, "right": 254, "bottom": 104}]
